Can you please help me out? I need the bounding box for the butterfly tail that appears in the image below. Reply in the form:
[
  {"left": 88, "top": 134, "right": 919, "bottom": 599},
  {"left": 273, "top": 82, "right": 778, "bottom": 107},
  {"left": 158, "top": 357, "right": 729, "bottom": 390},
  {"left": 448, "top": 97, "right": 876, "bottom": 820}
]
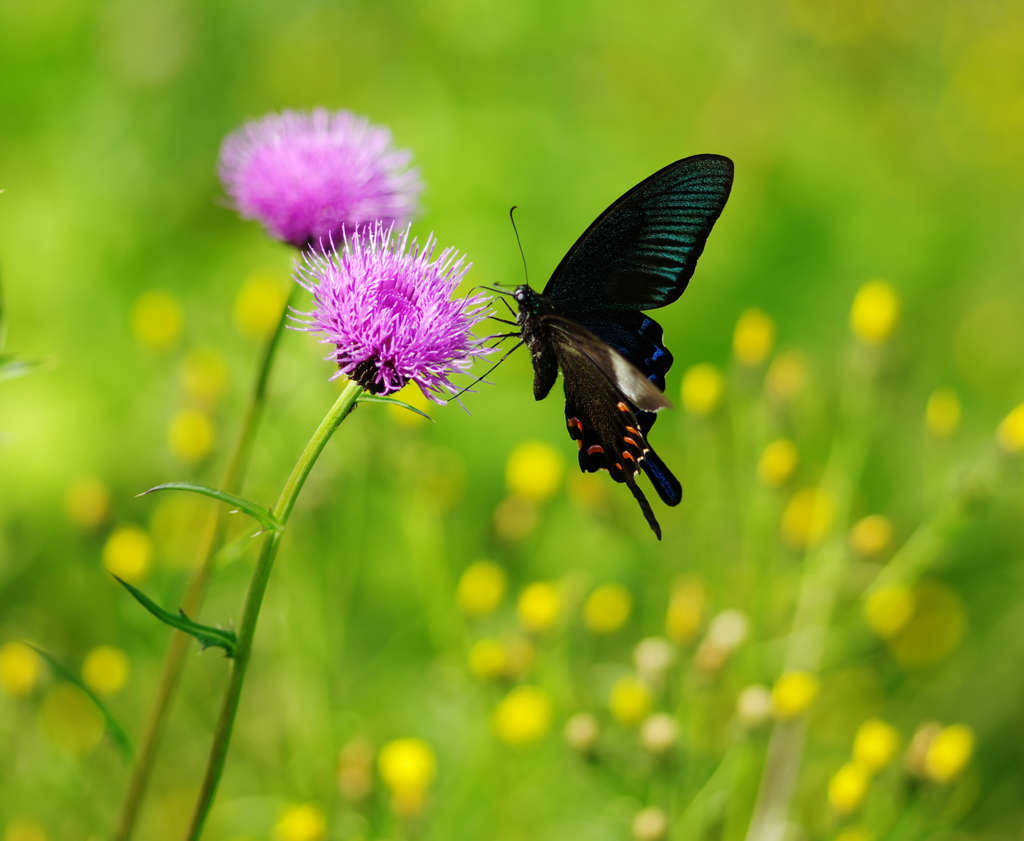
[
  {"left": 625, "top": 473, "right": 662, "bottom": 540},
  {"left": 641, "top": 449, "right": 683, "bottom": 507}
]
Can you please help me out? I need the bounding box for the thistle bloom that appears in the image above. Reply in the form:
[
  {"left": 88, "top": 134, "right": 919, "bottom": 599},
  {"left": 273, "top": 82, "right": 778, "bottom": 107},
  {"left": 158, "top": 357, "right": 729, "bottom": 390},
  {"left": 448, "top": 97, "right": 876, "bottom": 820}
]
[
  {"left": 296, "top": 224, "right": 491, "bottom": 400},
  {"left": 219, "top": 109, "right": 422, "bottom": 249}
]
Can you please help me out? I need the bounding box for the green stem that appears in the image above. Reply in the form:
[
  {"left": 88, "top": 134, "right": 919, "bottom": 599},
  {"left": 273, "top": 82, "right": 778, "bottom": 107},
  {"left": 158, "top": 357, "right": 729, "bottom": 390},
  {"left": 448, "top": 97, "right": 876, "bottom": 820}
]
[
  {"left": 184, "top": 380, "right": 362, "bottom": 840},
  {"left": 114, "top": 286, "right": 297, "bottom": 841}
]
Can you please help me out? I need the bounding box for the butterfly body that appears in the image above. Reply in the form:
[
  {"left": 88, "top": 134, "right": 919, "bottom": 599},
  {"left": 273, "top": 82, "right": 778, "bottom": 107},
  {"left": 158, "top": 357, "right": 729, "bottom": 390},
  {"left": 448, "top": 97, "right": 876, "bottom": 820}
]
[{"left": 512, "top": 154, "right": 734, "bottom": 539}]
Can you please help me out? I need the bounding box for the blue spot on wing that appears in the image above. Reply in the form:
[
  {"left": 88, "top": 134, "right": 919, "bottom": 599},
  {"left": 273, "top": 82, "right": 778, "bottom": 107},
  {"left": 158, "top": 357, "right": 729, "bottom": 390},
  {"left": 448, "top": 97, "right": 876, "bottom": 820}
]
[{"left": 642, "top": 448, "right": 682, "bottom": 506}]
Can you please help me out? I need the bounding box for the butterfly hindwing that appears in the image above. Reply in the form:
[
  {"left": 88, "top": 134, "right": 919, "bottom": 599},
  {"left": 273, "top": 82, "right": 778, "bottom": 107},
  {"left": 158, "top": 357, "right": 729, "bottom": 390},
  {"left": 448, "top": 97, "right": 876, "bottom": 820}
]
[{"left": 542, "top": 155, "right": 734, "bottom": 314}]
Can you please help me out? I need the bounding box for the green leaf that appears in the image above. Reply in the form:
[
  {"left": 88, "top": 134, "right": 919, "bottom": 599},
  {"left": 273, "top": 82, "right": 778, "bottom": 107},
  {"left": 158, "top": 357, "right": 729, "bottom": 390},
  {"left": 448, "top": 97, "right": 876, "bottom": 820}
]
[
  {"left": 357, "top": 393, "right": 434, "bottom": 422},
  {"left": 138, "top": 482, "right": 283, "bottom": 532},
  {"left": 113, "top": 576, "right": 237, "bottom": 657},
  {"left": 28, "top": 645, "right": 135, "bottom": 763},
  {"left": 0, "top": 355, "right": 50, "bottom": 383}
]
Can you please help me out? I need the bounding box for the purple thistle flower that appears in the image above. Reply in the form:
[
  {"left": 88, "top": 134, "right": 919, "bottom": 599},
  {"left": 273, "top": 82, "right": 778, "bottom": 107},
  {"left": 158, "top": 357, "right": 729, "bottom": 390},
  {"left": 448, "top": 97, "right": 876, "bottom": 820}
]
[
  {"left": 218, "top": 109, "right": 422, "bottom": 249},
  {"left": 295, "top": 224, "right": 493, "bottom": 401}
]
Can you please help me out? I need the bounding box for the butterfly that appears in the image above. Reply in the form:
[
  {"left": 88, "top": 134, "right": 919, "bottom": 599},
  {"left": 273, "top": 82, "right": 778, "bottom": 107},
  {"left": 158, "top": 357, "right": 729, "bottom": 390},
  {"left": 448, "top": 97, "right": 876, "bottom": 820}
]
[{"left": 510, "top": 154, "right": 734, "bottom": 539}]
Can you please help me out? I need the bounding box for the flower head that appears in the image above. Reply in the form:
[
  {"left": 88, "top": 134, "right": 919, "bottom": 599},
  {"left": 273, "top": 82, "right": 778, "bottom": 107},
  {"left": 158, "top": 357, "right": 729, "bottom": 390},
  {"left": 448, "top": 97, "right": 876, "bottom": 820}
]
[
  {"left": 296, "top": 224, "right": 491, "bottom": 400},
  {"left": 219, "top": 109, "right": 422, "bottom": 249}
]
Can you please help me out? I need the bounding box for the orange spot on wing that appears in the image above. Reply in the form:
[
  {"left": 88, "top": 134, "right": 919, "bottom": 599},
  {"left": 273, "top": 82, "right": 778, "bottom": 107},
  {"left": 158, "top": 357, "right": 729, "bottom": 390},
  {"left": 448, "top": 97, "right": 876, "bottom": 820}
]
[
  {"left": 623, "top": 436, "right": 638, "bottom": 448},
  {"left": 617, "top": 401, "right": 629, "bottom": 412},
  {"left": 587, "top": 445, "right": 604, "bottom": 456},
  {"left": 623, "top": 451, "right": 636, "bottom": 462}
]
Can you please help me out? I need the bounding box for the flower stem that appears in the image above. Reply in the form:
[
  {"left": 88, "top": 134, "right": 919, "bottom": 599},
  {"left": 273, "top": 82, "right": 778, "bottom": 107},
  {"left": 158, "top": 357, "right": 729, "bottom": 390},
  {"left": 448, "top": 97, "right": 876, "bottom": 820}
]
[
  {"left": 184, "top": 380, "right": 363, "bottom": 841},
  {"left": 114, "top": 287, "right": 297, "bottom": 841}
]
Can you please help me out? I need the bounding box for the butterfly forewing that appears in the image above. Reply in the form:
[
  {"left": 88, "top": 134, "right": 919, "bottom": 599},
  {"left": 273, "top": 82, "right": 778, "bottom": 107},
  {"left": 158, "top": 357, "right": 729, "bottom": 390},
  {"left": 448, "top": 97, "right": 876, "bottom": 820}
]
[{"left": 542, "top": 155, "right": 734, "bottom": 314}]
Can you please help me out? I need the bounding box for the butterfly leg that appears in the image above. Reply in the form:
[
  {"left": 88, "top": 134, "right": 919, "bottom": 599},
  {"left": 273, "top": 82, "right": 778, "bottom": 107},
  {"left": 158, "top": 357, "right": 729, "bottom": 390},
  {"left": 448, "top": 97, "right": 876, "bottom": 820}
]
[{"left": 624, "top": 471, "right": 662, "bottom": 540}]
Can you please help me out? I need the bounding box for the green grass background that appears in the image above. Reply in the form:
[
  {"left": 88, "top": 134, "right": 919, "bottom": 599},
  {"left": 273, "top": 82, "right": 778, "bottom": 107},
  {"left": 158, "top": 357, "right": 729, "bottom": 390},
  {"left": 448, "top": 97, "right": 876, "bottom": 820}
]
[{"left": 2, "top": 0, "right": 1024, "bottom": 838}]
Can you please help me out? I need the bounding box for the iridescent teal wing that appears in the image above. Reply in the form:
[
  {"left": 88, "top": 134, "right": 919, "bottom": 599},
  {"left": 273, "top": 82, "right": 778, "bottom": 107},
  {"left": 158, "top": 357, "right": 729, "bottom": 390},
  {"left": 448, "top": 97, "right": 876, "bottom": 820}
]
[{"left": 542, "top": 154, "right": 734, "bottom": 313}]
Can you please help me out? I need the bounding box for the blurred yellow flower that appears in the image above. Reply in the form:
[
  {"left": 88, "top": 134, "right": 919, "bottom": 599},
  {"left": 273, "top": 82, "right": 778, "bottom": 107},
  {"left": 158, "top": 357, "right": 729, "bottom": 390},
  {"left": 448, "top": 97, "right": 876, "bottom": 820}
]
[
  {"left": 665, "top": 575, "right": 705, "bottom": 643},
  {"left": 766, "top": 350, "right": 807, "bottom": 402},
  {"left": 772, "top": 671, "right": 819, "bottom": 719},
  {"left": 640, "top": 713, "right": 679, "bottom": 754},
  {"left": 274, "top": 804, "right": 326, "bottom": 841},
  {"left": 733, "top": 308, "right": 775, "bottom": 366},
  {"left": 0, "top": 642, "right": 43, "bottom": 697},
  {"left": 337, "top": 737, "right": 374, "bottom": 802},
  {"left": 39, "top": 684, "right": 105, "bottom": 755},
  {"left": 632, "top": 807, "right": 668, "bottom": 841},
  {"left": 828, "top": 761, "right": 871, "bottom": 814},
  {"left": 503, "top": 636, "right": 536, "bottom": 679},
  {"left": 634, "top": 637, "right": 674, "bottom": 687},
  {"left": 849, "top": 515, "right": 892, "bottom": 558},
  {"left": 757, "top": 438, "right": 799, "bottom": 487},
  {"left": 609, "top": 676, "right": 651, "bottom": 726},
  {"left": 905, "top": 721, "right": 942, "bottom": 777},
  {"left": 583, "top": 584, "right": 632, "bottom": 634},
  {"left": 567, "top": 471, "right": 606, "bottom": 508},
  {"left": 102, "top": 526, "right": 154, "bottom": 583},
  {"left": 564, "top": 712, "right": 599, "bottom": 753},
  {"left": 736, "top": 684, "right": 773, "bottom": 729},
  {"left": 131, "top": 290, "right": 183, "bottom": 353},
  {"left": 518, "top": 582, "right": 561, "bottom": 633},
  {"left": 3, "top": 819, "right": 48, "bottom": 841},
  {"left": 379, "top": 738, "right": 437, "bottom": 808},
  {"left": 506, "top": 441, "right": 565, "bottom": 503},
  {"left": 82, "top": 646, "right": 130, "bottom": 697},
  {"left": 781, "top": 487, "right": 835, "bottom": 548},
  {"left": 853, "top": 719, "right": 901, "bottom": 771},
  {"left": 863, "top": 583, "right": 914, "bottom": 638},
  {"left": 493, "top": 685, "right": 553, "bottom": 745},
  {"left": 493, "top": 496, "right": 539, "bottom": 541},
  {"left": 182, "top": 348, "right": 228, "bottom": 408},
  {"left": 834, "top": 830, "right": 870, "bottom": 841},
  {"left": 468, "top": 638, "right": 507, "bottom": 681},
  {"left": 926, "top": 388, "right": 961, "bottom": 438},
  {"left": 889, "top": 581, "right": 966, "bottom": 667},
  {"left": 850, "top": 280, "right": 899, "bottom": 344},
  {"left": 388, "top": 383, "right": 431, "bottom": 427},
  {"left": 997, "top": 402, "right": 1024, "bottom": 453},
  {"left": 235, "top": 273, "right": 288, "bottom": 340},
  {"left": 168, "top": 408, "right": 215, "bottom": 463},
  {"left": 65, "top": 476, "right": 110, "bottom": 531},
  {"left": 681, "top": 363, "right": 724, "bottom": 416},
  {"left": 924, "top": 723, "right": 975, "bottom": 783},
  {"left": 456, "top": 561, "right": 507, "bottom": 618}
]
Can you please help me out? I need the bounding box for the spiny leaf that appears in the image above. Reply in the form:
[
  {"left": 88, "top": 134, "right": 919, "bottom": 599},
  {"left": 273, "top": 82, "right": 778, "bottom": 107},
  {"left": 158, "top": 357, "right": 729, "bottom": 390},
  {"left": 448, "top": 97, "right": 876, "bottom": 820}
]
[
  {"left": 28, "top": 645, "right": 135, "bottom": 763},
  {"left": 357, "top": 393, "right": 434, "bottom": 422},
  {"left": 113, "top": 576, "right": 237, "bottom": 657},
  {"left": 138, "top": 482, "right": 283, "bottom": 532}
]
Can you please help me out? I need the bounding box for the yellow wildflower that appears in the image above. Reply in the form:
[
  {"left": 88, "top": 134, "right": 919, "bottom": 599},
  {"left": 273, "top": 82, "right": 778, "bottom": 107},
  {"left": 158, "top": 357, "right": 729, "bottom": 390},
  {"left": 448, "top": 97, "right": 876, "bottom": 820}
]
[
  {"left": 0, "top": 642, "right": 43, "bottom": 697},
  {"left": 564, "top": 712, "right": 599, "bottom": 753},
  {"left": 182, "top": 348, "right": 228, "bottom": 408},
  {"left": 506, "top": 441, "right": 564, "bottom": 503},
  {"left": 926, "top": 388, "right": 961, "bottom": 438},
  {"left": 640, "top": 713, "right": 679, "bottom": 754},
  {"left": 337, "top": 737, "right": 374, "bottom": 802},
  {"left": 849, "top": 515, "right": 892, "bottom": 558},
  {"left": 456, "top": 561, "right": 507, "bottom": 618},
  {"left": 924, "top": 723, "right": 975, "bottom": 783},
  {"left": 274, "top": 804, "right": 326, "bottom": 841},
  {"left": 609, "top": 676, "right": 651, "bottom": 726},
  {"left": 772, "top": 671, "right": 819, "bottom": 719},
  {"left": 863, "top": 583, "right": 914, "bottom": 638},
  {"left": 517, "top": 582, "right": 561, "bottom": 633},
  {"left": 889, "top": 581, "right": 966, "bottom": 667},
  {"left": 850, "top": 280, "right": 899, "bottom": 344},
  {"left": 39, "top": 684, "right": 105, "bottom": 755},
  {"left": 379, "top": 738, "right": 436, "bottom": 815},
  {"left": 997, "top": 402, "right": 1024, "bottom": 453},
  {"left": 168, "top": 408, "right": 214, "bottom": 463},
  {"left": 493, "top": 496, "right": 539, "bottom": 541},
  {"left": 781, "top": 487, "right": 835, "bottom": 548},
  {"left": 834, "top": 830, "right": 870, "bottom": 841},
  {"left": 757, "top": 438, "right": 799, "bottom": 487},
  {"left": 665, "top": 575, "right": 705, "bottom": 643},
  {"left": 235, "top": 273, "right": 288, "bottom": 340},
  {"left": 632, "top": 807, "right": 668, "bottom": 841},
  {"left": 82, "top": 646, "right": 130, "bottom": 697},
  {"left": 733, "top": 308, "right": 775, "bottom": 366},
  {"left": 102, "top": 526, "right": 154, "bottom": 583},
  {"left": 828, "top": 761, "right": 871, "bottom": 814},
  {"left": 65, "top": 476, "right": 110, "bottom": 531},
  {"left": 468, "top": 639, "right": 507, "bottom": 681},
  {"left": 853, "top": 719, "right": 901, "bottom": 771},
  {"left": 736, "top": 684, "right": 773, "bottom": 729},
  {"left": 493, "top": 685, "right": 553, "bottom": 746},
  {"left": 583, "top": 584, "right": 632, "bottom": 634},
  {"left": 766, "top": 350, "right": 807, "bottom": 401},
  {"left": 131, "top": 290, "right": 183, "bottom": 353},
  {"left": 3, "top": 819, "right": 48, "bottom": 841},
  {"left": 681, "top": 363, "right": 724, "bottom": 416}
]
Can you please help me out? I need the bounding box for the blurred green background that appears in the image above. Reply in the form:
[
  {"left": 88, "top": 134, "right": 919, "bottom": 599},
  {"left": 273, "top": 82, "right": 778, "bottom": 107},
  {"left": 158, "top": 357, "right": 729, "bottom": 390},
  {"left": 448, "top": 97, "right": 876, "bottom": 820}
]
[{"left": 2, "top": 0, "right": 1024, "bottom": 839}]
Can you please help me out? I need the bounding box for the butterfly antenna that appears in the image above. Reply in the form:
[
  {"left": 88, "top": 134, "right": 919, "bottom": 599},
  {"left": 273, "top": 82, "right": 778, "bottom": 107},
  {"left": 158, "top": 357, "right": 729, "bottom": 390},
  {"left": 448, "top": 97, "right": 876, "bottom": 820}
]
[
  {"left": 470, "top": 284, "right": 516, "bottom": 298},
  {"left": 509, "top": 206, "right": 529, "bottom": 286},
  {"left": 447, "top": 340, "right": 525, "bottom": 403}
]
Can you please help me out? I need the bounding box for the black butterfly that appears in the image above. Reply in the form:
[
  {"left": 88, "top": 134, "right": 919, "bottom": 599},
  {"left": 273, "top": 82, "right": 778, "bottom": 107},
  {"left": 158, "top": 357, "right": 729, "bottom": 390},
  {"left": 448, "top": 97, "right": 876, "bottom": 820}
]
[{"left": 509, "top": 155, "right": 734, "bottom": 539}]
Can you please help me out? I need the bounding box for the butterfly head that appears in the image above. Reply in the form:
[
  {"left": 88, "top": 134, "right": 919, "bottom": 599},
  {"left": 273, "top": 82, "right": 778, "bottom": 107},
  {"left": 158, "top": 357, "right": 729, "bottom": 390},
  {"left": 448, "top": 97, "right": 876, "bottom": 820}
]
[{"left": 513, "top": 284, "right": 546, "bottom": 316}]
